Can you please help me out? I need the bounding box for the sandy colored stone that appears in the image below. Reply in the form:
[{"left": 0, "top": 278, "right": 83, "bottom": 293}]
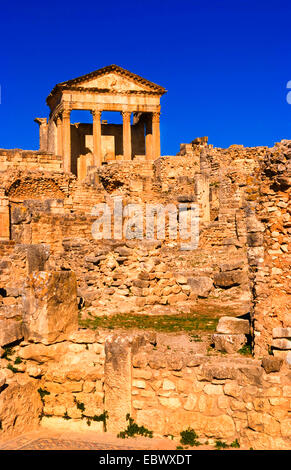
[
  {"left": 261, "top": 356, "right": 283, "bottom": 374},
  {"left": 272, "top": 339, "right": 291, "bottom": 350},
  {"left": 183, "top": 394, "right": 197, "bottom": 411},
  {"left": 0, "top": 320, "right": 23, "bottom": 347},
  {"left": 162, "top": 379, "right": 176, "bottom": 391},
  {"left": 158, "top": 397, "right": 181, "bottom": 409},
  {"left": 186, "top": 276, "right": 213, "bottom": 297},
  {"left": 216, "top": 316, "right": 250, "bottom": 335},
  {"left": 23, "top": 271, "right": 78, "bottom": 345},
  {"left": 0, "top": 376, "right": 42, "bottom": 437},
  {"left": 212, "top": 333, "right": 247, "bottom": 353},
  {"left": 272, "top": 327, "right": 291, "bottom": 338}
]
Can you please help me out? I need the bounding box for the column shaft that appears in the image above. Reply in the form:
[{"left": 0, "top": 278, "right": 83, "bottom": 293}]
[
  {"left": 92, "top": 110, "right": 102, "bottom": 166},
  {"left": 62, "top": 110, "right": 71, "bottom": 172},
  {"left": 152, "top": 112, "right": 161, "bottom": 159},
  {"left": 145, "top": 114, "right": 153, "bottom": 160},
  {"left": 122, "top": 111, "right": 132, "bottom": 160},
  {"left": 56, "top": 117, "right": 63, "bottom": 156}
]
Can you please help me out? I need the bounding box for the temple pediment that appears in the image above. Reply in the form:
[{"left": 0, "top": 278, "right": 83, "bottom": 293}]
[
  {"left": 55, "top": 65, "right": 166, "bottom": 95},
  {"left": 73, "top": 72, "right": 153, "bottom": 93}
]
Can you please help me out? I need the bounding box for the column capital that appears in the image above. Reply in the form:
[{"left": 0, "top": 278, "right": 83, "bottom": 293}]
[
  {"left": 62, "top": 109, "right": 71, "bottom": 119},
  {"left": 152, "top": 112, "right": 160, "bottom": 123},
  {"left": 121, "top": 111, "right": 131, "bottom": 120},
  {"left": 34, "top": 117, "right": 47, "bottom": 126},
  {"left": 91, "top": 109, "right": 102, "bottom": 119}
]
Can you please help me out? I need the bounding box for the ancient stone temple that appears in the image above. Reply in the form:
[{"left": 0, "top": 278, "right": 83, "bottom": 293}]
[{"left": 35, "top": 65, "right": 166, "bottom": 179}]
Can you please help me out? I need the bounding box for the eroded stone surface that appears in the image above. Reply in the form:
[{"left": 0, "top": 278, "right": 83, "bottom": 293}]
[{"left": 22, "top": 271, "right": 78, "bottom": 344}]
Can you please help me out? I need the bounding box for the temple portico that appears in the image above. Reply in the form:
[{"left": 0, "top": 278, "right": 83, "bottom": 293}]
[{"left": 35, "top": 65, "right": 166, "bottom": 178}]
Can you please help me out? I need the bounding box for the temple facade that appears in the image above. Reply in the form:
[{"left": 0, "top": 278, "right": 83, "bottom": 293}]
[{"left": 35, "top": 65, "right": 166, "bottom": 179}]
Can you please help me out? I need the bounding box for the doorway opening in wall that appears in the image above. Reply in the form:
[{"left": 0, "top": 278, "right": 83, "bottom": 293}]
[
  {"left": 70, "top": 110, "right": 93, "bottom": 178},
  {"left": 101, "top": 111, "right": 124, "bottom": 162}
]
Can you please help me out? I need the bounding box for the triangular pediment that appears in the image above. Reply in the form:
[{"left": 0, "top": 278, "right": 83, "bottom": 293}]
[
  {"left": 57, "top": 65, "right": 166, "bottom": 94},
  {"left": 75, "top": 72, "right": 153, "bottom": 92}
]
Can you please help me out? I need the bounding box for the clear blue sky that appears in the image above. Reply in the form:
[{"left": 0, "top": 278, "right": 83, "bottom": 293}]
[{"left": 1, "top": 0, "right": 291, "bottom": 155}]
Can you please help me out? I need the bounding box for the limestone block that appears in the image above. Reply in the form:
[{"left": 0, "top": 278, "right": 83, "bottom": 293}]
[
  {"left": 214, "top": 270, "right": 247, "bottom": 288},
  {"left": 0, "top": 376, "right": 42, "bottom": 437},
  {"left": 204, "top": 414, "right": 235, "bottom": 438},
  {"left": 186, "top": 276, "right": 213, "bottom": 297},
  {"left": 26, "top": 244, "right": 50, "bottom": 273},
  {"left": 162, "top": 379, "right": 176, "bottom": 390},
  {"left": 238, "top": 365, "right": 263, "bottom": 386},
  {"left": 175, "top": 275, "right": 188, "bottom": 284},
  {"left": 261, "top": 356, "right": 283, "bottom": 374},
  {"left": 68, "top": 329, "right": 99, "bottom": 344},
  {"left": 219, "top": 260, "right": 244, "bottom": 272},
  {"left": 0, "top": 319, "right": 23, "bottom": 347},
  {"left": 136, "top": 409, "right": 165, "bottom": 435},
  {"left": 204, "top": 384, "right": 224, "bottom": 395},
  {"left": 132, "top": 352, "right": 149, "bottom": 368},
  {"left": 20, "top": 342, "right": 68, "bottom": 363},
  {"left": 104, "top": 336, "right": 132, "bottom": 433},
  {"left": 200, "top": 363, "right": 238, "bottom": 381},
  {"left": 272, "top": 339, "right": 291, "bottom": 350},
  {"left": 216, "top": 316, "right": 250, "bottom": 335},
  {"left": 40, "top": 416, "right": 103, "bottom": 433},
  {"left": 272, "top": 327, "right": 291, "bottom": 339},
  {"left": 23, "top": 271, "right": 78, "bottom": 344},
  {"left": 212, "top": 333, "right": 247, "bottom": 353},
  {"left": 158, "top": 396, "right": 181, "bottom": 409},
  {"left": 223, "top": 383, "right": 241, "bottom": 398}
]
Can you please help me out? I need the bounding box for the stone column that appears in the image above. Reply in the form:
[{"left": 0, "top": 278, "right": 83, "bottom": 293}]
[
  {"left": 145, "top": 114, "right": 153, "bottom": 160},
  {"left": 34, "top": 118, "right": 48, "bottom": 151},
  {"left": 122, "top": 111, "right": 132, "bottom": 160},
  {"left": 62, "top": 109, "right": 71, "bottom": 172},
  {"left": 56, "top": 116, "right": 63, "bottom": 156},
  {"left": 0, "top": 194, "right": 10, "bottom": 241},
  {"left": 152, "top": 112, "right": 161, "bottom": 159},
  {"left": 91, "top": 109, "right": 102, "bottom": 166}
]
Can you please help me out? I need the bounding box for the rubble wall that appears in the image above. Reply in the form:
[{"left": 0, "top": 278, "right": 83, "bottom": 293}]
[{"left": 1, "top": 330, "right": 290, "bottom": 449}]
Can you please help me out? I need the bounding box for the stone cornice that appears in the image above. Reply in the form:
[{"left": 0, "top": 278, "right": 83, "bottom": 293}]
[{"left": 50, "top": 85, "right": 164, "bottom": 97}]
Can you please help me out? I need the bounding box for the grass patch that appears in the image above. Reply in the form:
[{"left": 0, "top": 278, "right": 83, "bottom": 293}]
[
  {"left": 214, "top": 439, "right": 240, "bottom": 450},
  {"left": 180, "top": 428, "right": 201, "bottom": 447},
  {"left": 117, "top": 414, "right": 153, "bottom": 439},
  {"left": 86, "top": 411, "right": 109, "bottom": 432},
  {"left": 215, "top": 439, "right": 228, "bottom": 449},
  {"left": 238, "top": 344, "right": 252, "bottom": 356},
  {"left": 2, "top": 346, "right": 14, "bottom": 360},
  {"left": 7, "top": 363, "right": 19, "bottom": 373},
  {"left": 80, "top": 312, "right": 219, "bottom": 334}
]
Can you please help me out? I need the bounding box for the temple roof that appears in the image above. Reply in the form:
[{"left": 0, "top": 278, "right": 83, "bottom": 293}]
[{"left": 47, "top": 65, "right": 167, "bottom": 103}]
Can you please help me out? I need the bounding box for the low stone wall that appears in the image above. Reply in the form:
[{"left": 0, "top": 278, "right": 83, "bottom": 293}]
[
  {"left": 0, "top": 150, "right": 62, "bottom": 172},
  {"left": 1, "top": 328, "right": 290, "bottom": 449},
  {"left": 131, "top": 345, "right": 291, "bottom": 449}
]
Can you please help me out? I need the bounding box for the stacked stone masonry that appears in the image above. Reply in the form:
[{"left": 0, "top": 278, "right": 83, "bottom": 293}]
[{"left": 0, "top": 135, "right": 290, "bottom": 448}]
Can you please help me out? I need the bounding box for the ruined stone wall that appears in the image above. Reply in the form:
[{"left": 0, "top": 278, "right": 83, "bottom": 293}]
[
  {"left": 1, "top": 327, "right": 290, "bottom": 449},
  {"left": 0, "top": 150, "right": 62, "bottom": 172},
  {"left": 153, "top": 156, "right": 200, "bottom": 193},
  {"left": 130, "top": 343, "right": 291, "bottom": 449},
  {"left": 244, "top": 141, "right": 291, "bottom": 357}
]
